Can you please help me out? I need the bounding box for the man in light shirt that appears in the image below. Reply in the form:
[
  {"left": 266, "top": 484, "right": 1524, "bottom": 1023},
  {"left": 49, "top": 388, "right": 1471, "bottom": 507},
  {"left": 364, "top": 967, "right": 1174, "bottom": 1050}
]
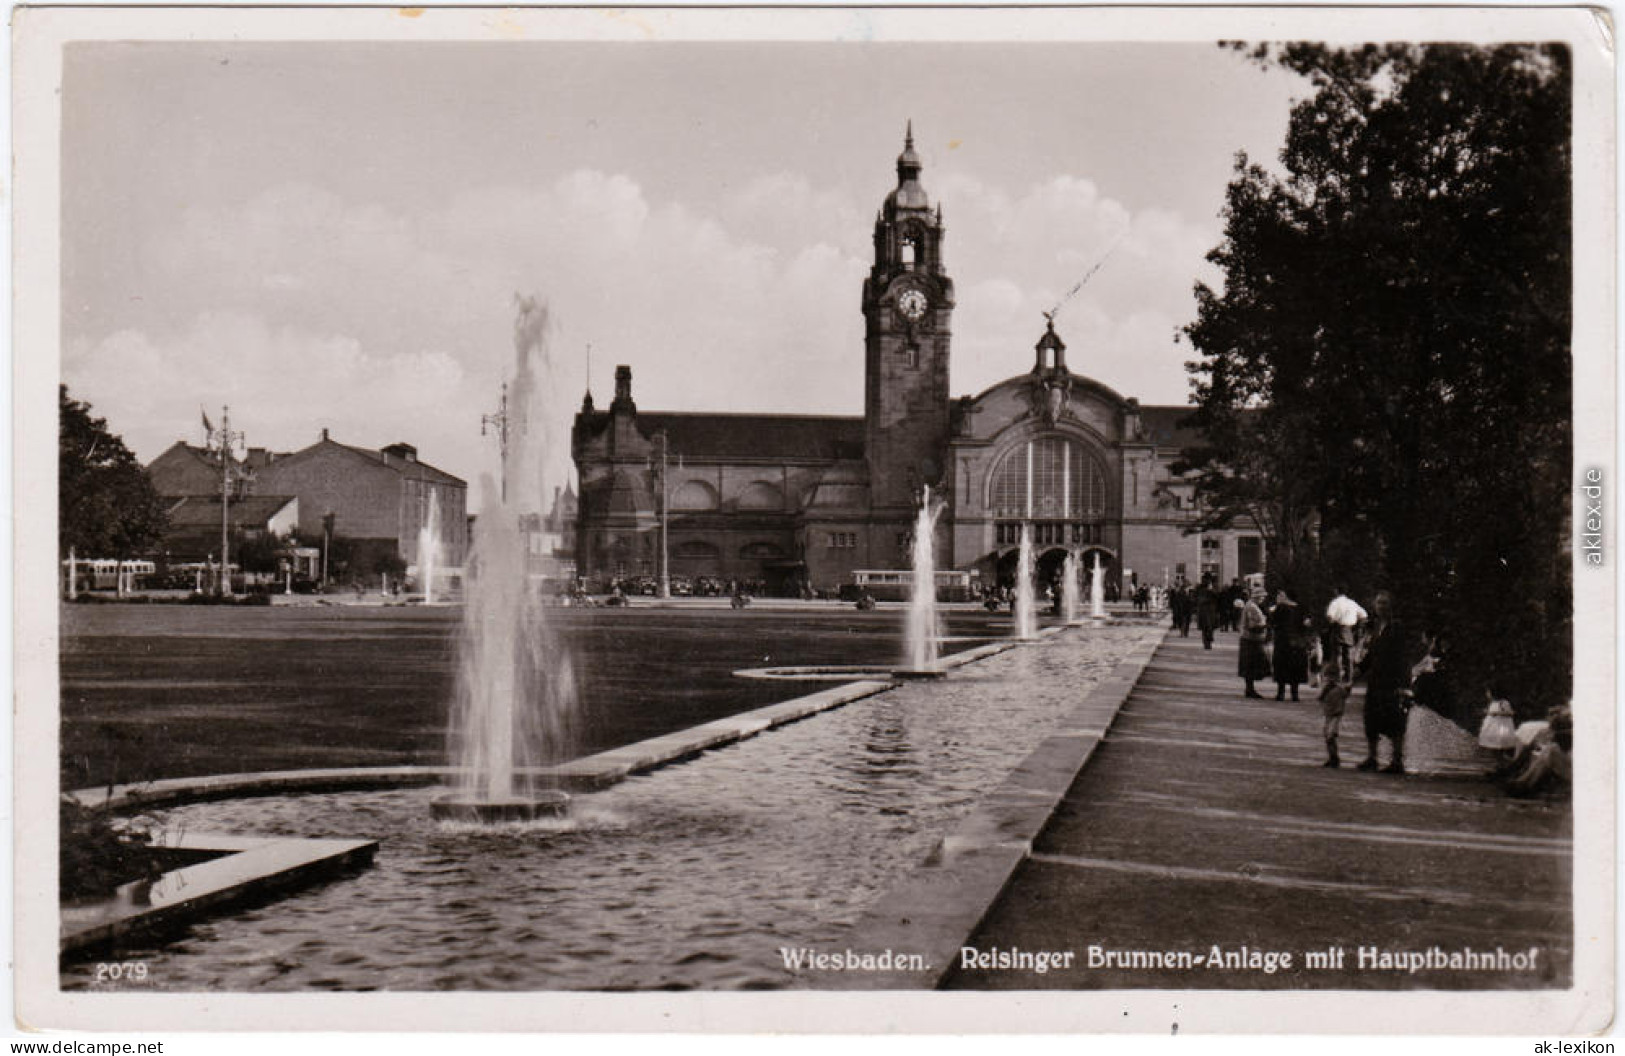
[{"left": 1325, "top": 587, "right": 1368, "bottom": 682}]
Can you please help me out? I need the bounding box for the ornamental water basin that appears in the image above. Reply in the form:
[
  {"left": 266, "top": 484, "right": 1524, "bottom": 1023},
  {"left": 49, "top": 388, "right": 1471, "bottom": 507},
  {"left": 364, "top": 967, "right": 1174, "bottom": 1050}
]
[{"left": 62, "top": 623, "right": 1162, "bottom": 992}]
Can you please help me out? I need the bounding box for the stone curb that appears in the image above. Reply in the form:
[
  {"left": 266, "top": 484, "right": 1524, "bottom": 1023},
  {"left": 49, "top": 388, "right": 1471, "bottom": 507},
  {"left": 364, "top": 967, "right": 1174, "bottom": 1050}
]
[
  {"left": 67, "top": 681, "right": 901, "bottom": 810},
  {"left": 66, "top": 767, "right": 452, "bottom": 813},
  {"left": 61, "top": 831, "right": 377, "bottom": 957},
  {"left": 835, "top": 626, "right": 1170, "bottom": 989},
  {"left": 67, "top": 634, "right": 1041, "bottom": 810},
  {"left": 549, "top": 679, "right": 894, "bottom": 791}
]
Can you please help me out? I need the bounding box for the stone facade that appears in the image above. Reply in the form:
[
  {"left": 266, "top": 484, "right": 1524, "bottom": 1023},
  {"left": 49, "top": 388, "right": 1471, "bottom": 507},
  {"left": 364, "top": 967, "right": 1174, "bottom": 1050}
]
[{"left": 570, "top": 128, "right": 1264, "bottom": 595}]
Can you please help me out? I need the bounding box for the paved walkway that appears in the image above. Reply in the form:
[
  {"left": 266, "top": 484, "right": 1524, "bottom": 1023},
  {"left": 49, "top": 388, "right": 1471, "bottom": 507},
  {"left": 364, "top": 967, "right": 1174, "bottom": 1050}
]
[{"left": 950, "top": 631, "right": 1573, "bottom": 990}]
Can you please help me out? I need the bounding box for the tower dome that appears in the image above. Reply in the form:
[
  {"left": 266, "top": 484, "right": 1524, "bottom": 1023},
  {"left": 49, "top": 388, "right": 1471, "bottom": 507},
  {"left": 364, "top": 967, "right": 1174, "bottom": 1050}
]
[{"left": 885, "top": 121, "right": 931, "bottom": 214}]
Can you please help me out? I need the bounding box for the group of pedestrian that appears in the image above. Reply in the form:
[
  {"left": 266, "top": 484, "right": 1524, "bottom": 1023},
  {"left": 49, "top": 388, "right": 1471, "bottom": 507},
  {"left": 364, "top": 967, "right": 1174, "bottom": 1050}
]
[
  {"left": 1186, "top": 576, "right": 1560, "bottom": 787},
  {"left": 1210, "top": 581, "right": 1423, "bottom": 775},
  {"left": 1234, "top": 586, "right": 1312, "bottom": 701},
  {"left": 1168, "top": 576, "right": 1260, "bottom": 649}
]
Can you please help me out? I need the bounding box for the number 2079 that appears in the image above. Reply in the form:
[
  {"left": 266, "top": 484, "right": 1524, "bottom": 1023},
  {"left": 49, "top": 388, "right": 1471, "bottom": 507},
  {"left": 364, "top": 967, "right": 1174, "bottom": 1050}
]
[{"left": 95, "top": 961, "right": 149, "bottom": 982}]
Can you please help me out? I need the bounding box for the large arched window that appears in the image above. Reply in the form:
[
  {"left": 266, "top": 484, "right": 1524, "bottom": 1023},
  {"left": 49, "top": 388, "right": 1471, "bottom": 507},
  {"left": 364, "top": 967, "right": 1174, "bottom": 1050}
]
[{"left": 989, "top": 436, "right": 1109, "bottom": 519}]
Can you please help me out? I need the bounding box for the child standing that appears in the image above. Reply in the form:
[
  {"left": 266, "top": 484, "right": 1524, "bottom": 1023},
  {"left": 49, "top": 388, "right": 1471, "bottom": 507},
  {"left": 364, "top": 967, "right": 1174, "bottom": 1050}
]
[{"left": 1318, "top": 657, "right": 1351, "bottom": 768}]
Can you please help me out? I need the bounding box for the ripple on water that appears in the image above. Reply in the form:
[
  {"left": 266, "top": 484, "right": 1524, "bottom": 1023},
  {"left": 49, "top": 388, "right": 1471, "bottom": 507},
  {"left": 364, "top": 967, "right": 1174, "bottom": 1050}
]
[{"left": 62, "top": 626, "right": 1160, "bottom": 991}]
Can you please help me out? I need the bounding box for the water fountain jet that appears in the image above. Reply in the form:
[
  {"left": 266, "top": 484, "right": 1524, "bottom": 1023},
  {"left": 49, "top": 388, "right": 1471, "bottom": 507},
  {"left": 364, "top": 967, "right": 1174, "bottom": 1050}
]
[
  {"left": 1062, "top": 550, "right": 1082, "bottom": 625},
  {"left": 418, "top": 495, "right": 442, "bottom": 605},
  {"left": 1089, "top": 552, "right": 1110, "bottom": 624},
  {"left": 1014, "top": 524, "right": 1037, "bottom": 641},
  {"left": 433, "top": 296, "right": 578, "bottom": 823},
  {"left": 896, "top": 485, "right": 946, "bottom": 679}
]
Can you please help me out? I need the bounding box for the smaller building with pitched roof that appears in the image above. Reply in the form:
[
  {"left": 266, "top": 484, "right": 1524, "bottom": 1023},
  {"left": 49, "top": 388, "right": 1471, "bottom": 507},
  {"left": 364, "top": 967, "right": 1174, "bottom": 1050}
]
[{"left": 147, "top": 430, "right": 468, "bottom": 578}]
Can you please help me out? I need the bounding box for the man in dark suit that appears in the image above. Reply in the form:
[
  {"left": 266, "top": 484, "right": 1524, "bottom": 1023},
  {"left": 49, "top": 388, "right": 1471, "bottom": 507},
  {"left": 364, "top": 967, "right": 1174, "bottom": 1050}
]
[{"left": 1355, "top": 590, "right": 1414, "bottom": 774}]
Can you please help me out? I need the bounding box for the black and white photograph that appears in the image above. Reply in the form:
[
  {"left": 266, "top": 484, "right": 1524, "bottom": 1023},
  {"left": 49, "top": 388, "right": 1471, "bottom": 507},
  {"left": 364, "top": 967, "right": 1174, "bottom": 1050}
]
[{"left": 12, "top": 4, "right": 1616, "bottom": 1037}]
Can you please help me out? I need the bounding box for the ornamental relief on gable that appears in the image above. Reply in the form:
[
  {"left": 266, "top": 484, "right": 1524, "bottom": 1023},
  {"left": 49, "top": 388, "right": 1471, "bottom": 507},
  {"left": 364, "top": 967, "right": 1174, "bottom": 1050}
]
[{"left": 1027, "top": 371, "right": 1073, "bottom": 426}]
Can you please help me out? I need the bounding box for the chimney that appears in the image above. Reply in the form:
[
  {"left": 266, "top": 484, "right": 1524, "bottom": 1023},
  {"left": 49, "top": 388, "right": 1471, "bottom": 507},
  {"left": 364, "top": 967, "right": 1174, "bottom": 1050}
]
[{"left": 321, "top": 427, "right": 329, "bottom": 442}]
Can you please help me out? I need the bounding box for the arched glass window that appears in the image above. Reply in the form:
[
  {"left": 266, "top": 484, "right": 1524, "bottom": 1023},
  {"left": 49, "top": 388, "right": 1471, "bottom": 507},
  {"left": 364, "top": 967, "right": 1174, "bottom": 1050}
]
[
  {"left": 672, "top": 480, "right": 720, "bottom": 511},
  {"left": 737, "top": 482, "right": 784, "bottom": 510},
  {"left": 989, "top": 437, "right": 1108, "bottom": 519}
]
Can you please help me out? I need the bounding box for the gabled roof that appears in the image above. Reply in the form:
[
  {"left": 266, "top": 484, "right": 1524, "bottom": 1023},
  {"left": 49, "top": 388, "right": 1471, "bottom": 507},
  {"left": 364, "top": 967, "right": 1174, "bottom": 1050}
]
[
  {"left": 331, "top": 440, "right": 465, "bottom": 486},
  {"left": 269, "top": 437, "right": 466, "bottom": 487},
  {"left": 152, "top": 442, "right": 286, "bottom": 472},
  {"left": 165, "top": 494, "right": 297, "bottom": 528}
]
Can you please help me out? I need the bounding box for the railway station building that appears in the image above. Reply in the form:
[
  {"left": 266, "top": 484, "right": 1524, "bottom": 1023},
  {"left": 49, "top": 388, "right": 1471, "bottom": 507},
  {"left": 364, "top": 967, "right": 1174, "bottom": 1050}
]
[{"left": 571, "top": 129, "right": 1264, "bottom": 595}]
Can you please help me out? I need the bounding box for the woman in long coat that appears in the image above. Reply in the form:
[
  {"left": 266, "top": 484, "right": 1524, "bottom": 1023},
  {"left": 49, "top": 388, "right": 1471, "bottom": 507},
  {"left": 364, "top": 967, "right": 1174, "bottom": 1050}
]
[
  {"left": 1269, "top": 588, "right": 1310, "bottom": 701},
  {"left": 1237, "top": 590, "right": 1272, "bottom": 698}
]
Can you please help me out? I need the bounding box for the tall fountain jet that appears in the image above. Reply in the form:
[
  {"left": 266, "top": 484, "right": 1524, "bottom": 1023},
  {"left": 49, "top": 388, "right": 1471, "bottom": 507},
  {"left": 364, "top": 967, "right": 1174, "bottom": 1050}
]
[
  {"left": 898, "top": 485, "right": 946, "bottom": 679},
  {"left": 433, "top": 295, "right": 578, "bottom": 823},
  {"left": 1090, "top": 552, "right": 1108, "bottom": 622},
  {"left": 1015, "top": 523, "right": 1037, "bottom": 641},
  {"left": 418, "top": 496, "right": 441, "bottom": 604},
  {"left": 1062, "top": 550, "right": 1081, "bottom": 625}
]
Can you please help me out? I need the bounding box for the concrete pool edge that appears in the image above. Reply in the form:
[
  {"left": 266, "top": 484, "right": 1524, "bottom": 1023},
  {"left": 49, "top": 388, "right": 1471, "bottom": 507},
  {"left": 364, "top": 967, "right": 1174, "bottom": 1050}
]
[
  {"left": 65, "top": 636, "right": 1038, "bottom": 811},
  {"left": 834, "top": 624, "right": 1172, "bottom": 990},
  {"left": 60, "top": 831, "right": 378, "bottom": 958}
]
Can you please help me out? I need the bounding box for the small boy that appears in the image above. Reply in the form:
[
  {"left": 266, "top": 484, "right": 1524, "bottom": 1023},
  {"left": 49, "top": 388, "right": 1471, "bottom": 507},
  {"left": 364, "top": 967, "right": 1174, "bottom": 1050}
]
[{"left": 1318, "top": 657, "right": 1351, "bottom": 768}]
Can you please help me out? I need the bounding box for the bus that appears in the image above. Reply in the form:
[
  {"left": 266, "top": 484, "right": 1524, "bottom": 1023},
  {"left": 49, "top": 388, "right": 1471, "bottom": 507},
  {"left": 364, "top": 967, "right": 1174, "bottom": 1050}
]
[
  {"left": 67, "top": 558, "right": 156, "bottom": 591},
  {"left": 845, "top": 569, "right": 975, "bottom": 603}
]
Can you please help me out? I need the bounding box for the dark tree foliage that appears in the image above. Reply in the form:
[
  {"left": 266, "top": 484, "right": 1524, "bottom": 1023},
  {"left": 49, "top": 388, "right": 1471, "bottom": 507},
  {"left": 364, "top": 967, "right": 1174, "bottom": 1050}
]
[
  {"left": 230, "top": 529, "right": 286, "bottom": 574},
  {"left": 327, "top": 535, "right": 408, "bottom": 582},
  {"left": 1182, "top": 43, "right": 1571, "bottom": 717},
  {"left": 59, "top": 386, "right": 168, "bottom": 560}
]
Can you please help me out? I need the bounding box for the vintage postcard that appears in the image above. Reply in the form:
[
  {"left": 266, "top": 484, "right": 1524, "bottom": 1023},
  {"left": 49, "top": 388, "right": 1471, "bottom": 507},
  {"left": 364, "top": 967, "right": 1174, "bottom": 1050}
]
[{"left": 12, "top": 4, "right": 1616, "bottom": 1036}]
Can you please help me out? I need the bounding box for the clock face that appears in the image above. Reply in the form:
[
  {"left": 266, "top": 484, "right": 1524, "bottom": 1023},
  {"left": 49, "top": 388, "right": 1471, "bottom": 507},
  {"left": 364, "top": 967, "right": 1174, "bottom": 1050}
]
[{"left": 897, "top": 289, "right": 929, "bottom": 322}]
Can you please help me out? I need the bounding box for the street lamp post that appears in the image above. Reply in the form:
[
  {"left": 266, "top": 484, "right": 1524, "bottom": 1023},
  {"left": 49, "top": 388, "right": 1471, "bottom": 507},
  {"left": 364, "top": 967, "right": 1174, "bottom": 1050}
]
[
  {"left": 481, "top": 383, "right": 511, "bottom": 503},
  {"left": 205, "top": 406, "right": 245, "bottom": 596},
  {"left": 649, "top": 431, "right": 671, "bottom": 599},
  {"left": 322, "top": 511, "right": 336, "bottom": 586}
]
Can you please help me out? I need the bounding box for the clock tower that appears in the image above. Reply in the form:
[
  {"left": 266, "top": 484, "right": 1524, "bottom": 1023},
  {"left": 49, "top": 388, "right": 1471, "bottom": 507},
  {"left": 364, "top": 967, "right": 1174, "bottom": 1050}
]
[{"left": 862, "top": 122, "right": 955, "bottom": 512}]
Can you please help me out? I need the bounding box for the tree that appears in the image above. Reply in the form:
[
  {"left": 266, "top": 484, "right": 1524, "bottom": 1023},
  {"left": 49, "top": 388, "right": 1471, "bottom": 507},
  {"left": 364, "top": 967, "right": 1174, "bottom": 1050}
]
[
  {"left": 230, "top": 529, "right": 285, "bottom": 575},
  {"left": 1183, "top": 44, "right": 1571, "bottom": 715},
  {"left": 59, "top": 386, "right": 168, "bottom": 560}
]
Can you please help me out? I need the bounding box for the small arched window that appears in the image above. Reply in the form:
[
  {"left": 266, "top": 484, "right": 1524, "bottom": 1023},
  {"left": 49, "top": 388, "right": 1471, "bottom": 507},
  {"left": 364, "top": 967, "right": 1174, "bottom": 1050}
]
[
  {"left": 737, "top": 482, "right": 784, "bottom": 510},
  {"left": 672, "top": 480, "right": 720, "bottom": 511}
]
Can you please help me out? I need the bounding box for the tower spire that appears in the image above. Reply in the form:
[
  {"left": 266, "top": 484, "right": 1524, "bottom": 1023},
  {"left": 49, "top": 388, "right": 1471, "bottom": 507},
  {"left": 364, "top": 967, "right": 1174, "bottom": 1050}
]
[{"left": 895, "top": 120, "right": 923, "bottom": 186}]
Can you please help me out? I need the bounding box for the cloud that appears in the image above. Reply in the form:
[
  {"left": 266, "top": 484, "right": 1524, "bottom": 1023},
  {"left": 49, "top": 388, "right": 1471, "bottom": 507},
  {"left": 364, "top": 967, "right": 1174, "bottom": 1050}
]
[
  {"left": 935, "top": 171, "right": 1218, "bottom": 404},
  {"left": 63, "top": 313, "right": 474, "bottom": 481},
  {"left": 63, "top": 163, "right": 1222, "bottom": 496}
]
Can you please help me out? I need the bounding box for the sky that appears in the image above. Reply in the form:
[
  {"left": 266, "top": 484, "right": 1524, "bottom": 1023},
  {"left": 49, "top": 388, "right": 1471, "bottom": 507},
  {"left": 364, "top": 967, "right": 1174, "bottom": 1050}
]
[{"left": 60, "top": 38, "right": 1309, "bottom": 497}]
